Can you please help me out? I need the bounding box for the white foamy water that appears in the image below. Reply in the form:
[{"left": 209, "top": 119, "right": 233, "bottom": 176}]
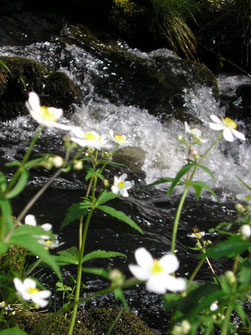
[{"left": 0, "top": 39, "right": 250, "bottom": 199}]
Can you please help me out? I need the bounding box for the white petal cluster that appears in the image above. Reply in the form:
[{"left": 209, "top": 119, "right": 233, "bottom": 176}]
[
  {"left": 109, "top": 130, "right": 126, "bottom": 144},
  {"left": 111, "top": 173, "right": 132, "bottom": 197},
  {"left": 25, "top": 92, "right": 71, "bottom": 130},
  {"left": 184, "top": 121, "right": 202, "bottom": 139},
  {"left": 13, "top": 278, "right": 51, "bottom": 308},
  {"left": 70, "top": 127, "right": 107, "bottom": 150},
  {"left": 129, "top": 248, "right": 186, "bottom": 294},
  {"left": 209, "top": 115, "right": 246, "bottom": 142}
]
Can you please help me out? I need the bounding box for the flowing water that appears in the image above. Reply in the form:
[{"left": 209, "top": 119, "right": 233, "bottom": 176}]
[{"left": 0, "top": 24, "right": 250, "bottom": 334}]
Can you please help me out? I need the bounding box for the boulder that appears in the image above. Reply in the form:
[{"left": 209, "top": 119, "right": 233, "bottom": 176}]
[{"left": 0, "top": 56, "right": 81, "bottom": 120}]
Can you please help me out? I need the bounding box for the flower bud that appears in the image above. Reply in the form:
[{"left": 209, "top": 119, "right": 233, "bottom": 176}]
[
  {"left": 235, "top": 203, "right": 245, "bottom": 214},
  {"left": 190, "top": 149, "right": 200, "bottom": 159},
  {"left": 52, "top": 156, "right": 64, "bottom": 168},
  {"left": 109, "top": 269, "right": 124, "bottom": 287},
  {"left": 73, "top": 160, "right": 83, "bottom": 170},
  {"left": 103, "top": 179, "right": 109, "bottom": 188},
  {"left": 239, "top": 224, "right": 251, "bottom": 239},
  {"left": 225, "top": 270, "right": 236, "bottom": 285}
]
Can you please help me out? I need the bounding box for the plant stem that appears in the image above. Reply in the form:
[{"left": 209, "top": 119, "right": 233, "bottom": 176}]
[
  {"left": 7, "top": 125, "right": 43, "bottom": 192},
  {"left": 67, "top": 207, "right": 94, "bottom": 335},
  {"left": 171, "top": 133, "right": 223, "bottom": 254}
]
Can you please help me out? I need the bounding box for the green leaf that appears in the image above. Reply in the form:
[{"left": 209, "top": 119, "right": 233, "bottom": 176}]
[
  {"left": 0, "top": 242, "right": 8, "bottom": 256},
  {"left": 0, "top": 328, "right": 27, "bottom": 335},
  {"left": 0, "top": 196, "right": 13, "bottom": 235},
  {"left": 61, "top": 202, "right": 90, "bottom": 230},
  {"left": 144, "top": 177, "right": 176, "bottom": 189},
  {"left": 82, "top": 267, "right": 109, "bottom": 279},
  {"left": 6, "top": 170, "right": 29, "bottom": 199},
  {"left": 83, "top": 250, "right": 126, "bottom": 263},
  {"left": 8, "top": 225, "right": 62, "bottom": 280},
  {"left": 97, "top": 205, "right": 143, "bottom": 234},
  {"left": 167, "top": 164, "right": 193, "bottom": 197},
  {"left": 198, "top": 165, "right": 216, "bottom": 183},
  {"left": 238, "top": 258, "right": 251, "bottom": 289},
  {"left": 191, "top": 181, "right": 219, "bottom": 202},
  {"left": 233, "top": 301, "right": 248, "bottom": 325},
  {"left": 236, "top": 176, "right": 251, "bottom": 192},
  {"left": 203, "top": 237, "right": 251, "bottom": 259},
  {"left": 55, "top": 247, "right": 79, "bottom": 266},
  {"left": 24, "top": 158, "right": 44, "bottom": 168},
  {"left": 96, "top": 190, "right": 118, "bottom": 206},
  {"left": 0, "top": 172, "right": 7, "bottom": 193},
  {"left": 85, "top": 168, "right": 104, "bottom": 181},
  {"left": 5, "top": 161, "right": 21, "bottom": 167}
]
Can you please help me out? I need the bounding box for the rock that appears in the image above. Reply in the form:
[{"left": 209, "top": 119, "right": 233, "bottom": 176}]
[
  {"left": 0, "top": 56, "right": 81, "bottom": 120},
  {"left": 113, "top": 146, "right": 146, "bottom": 174}
]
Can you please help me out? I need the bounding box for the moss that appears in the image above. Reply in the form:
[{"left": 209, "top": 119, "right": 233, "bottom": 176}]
[
  {"left": 0, "top": 56, "right": 81, "bottom": 120},
  {"left": 0, "top": 245, "right": 26, "bottom": 274},
  {"left": 80, "top": 307, "right": 156, "bottom": 335},
  {"left": 3, "top": 307, "right": 155, "bottom": 335}
]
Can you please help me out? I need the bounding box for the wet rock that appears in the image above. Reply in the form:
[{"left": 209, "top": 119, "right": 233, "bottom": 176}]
[
  {"left": 0, "top": 56, "right": 81, "bottom": 120},
  {"left": 60, "top": 24, "right": 219, "bottom": 123},
  {"left": 113, "top": 146, "right": 146, "bottom": 174}
]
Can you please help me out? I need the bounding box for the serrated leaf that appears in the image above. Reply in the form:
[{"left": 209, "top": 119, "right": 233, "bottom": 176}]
[
  {"left": 85, "top": 168, "right": 104, "bottom": 181},
  {"left": 83, "top": 249, "right": 126, "bottom": 263},
  {"left": 61, "top": 202, "right": 90, "bottom": 230},
  {"left": 55, "top": 247, "right": 79, "bottom": 266},
  {"left": 96, "top": 190, "right": 118, "bottom": 206},
  {"left": 192, "top": 183, "right": 203, "bottom": 200},
  {"left": 233, "top": 301, "right": 248, "bottom": 325},
  {"left": 0, "top": 328, "right": 27, "bottom": 335},
  {"left": 6, "top": 170, "right": 29, "bottom": 199},
  {"left": 191, "top": 181, "right": 219, "bottom": 202},
  {"left": 8, "top": 225, "right": 61, "bottom": 280},
  {"left": 167, "top": 164, "right": 194, "bottom": 197},
  {"left": 82, "top": 267, "right": 109, "bottom": 279},
  {"left": 198, "top": 165, "right": 216, "bottom": 183},
  {"left": 203, "top": 237, "right": 251, "bottom": 259},
  {"left": 97, "top": 205, "right": 143, "bottom": 234}
]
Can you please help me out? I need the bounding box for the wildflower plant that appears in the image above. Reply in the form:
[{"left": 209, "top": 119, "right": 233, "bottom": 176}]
[{"left": 0, "top": 92, "right": 251, "bottom": 335}]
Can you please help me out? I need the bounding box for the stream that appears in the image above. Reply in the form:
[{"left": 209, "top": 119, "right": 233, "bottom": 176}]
[{"left": 0, "top": 18, "right": 250, "bottom": 334}]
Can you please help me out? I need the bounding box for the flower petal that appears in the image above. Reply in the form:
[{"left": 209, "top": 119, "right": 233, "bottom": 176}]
[
  {"left": 134, "top": 247, "right": 153, "bottom": 268},
  {"left": 120, "top": 173, "right": 128, "bottom": 182},
  {"left": 223, "top": 128, "right": 234, "bottom": 142},
  {"left": 210, "top": 115, "right": 221, "bottom": 123},
  {"left": 146, "top": 276, "right": 167, "bottom": 294},
  {"left": 13, "top": 278, "right": 24, "bottom": 294},
  {"left": 159, "top": 253, "right": 179, "bottom": 274},
  {"left": 41, "top": 223, "right": 52, "bottom": 232},
  {"left": 209, "top": 123, "right": 224, "bottom": 131},
  {"left": 128, "top": 264, "right": 150, "bottom": 281},
  {"left": 28, "top": 92, "right": 40, "bottom": 112},
  {"left": 232, "top": 129, "right": 246, "bottom": 141},
  {"left": 164, "top": 275, "right": 186, "bottom": 292}
]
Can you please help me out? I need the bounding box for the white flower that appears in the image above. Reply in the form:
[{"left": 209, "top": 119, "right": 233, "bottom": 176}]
[
  {"left": 111, "top": 173, "right": 132, "bottom": 197},
  {"left": 13, "top": 278, "right": 51, "bottom": 308},
  {"left": 188, "top": 231, "right": 206, "bottom": 239},
  {"left": 184, "top": 121, "right": 202, "bottom": 139},
  {"left": 70, "top": 127, "right": 107, "bottom": 150},
  {"left": 129, "top": 247, "right": 186, "bottom": 294},
  {"left": 239, "top": 225, "right": 251, "bottom": 239},
  {"left": 25, "top": 214, "right": 52, "bottom": 232},
  {"left": 25, "top": 92, "right": 72, "bottom": 130},
  {"left": 38, "top": 237, "right": 59, "bottom": 250},
  {"left": 210, "top": 301, "right": 219, "bottom": 312},
  {"left": 109, "top": 130, "right": 126, "bottom": 144},
  {"left": 209, "top": 115, "right": 246, "bottom": 142}
]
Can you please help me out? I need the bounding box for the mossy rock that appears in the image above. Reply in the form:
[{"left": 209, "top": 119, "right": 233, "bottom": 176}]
[
  {"left": 0, "top": 56, "right": 81, "bottom": 120},
  {"left": 4, "top": 307, "right": 155, "bottom": 335}
]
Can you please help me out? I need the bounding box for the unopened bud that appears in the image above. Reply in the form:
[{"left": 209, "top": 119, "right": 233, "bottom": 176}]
[
  {"left": 103, "top": 179, "right": 109, "bottom": 188},
  {"left": 239, "top": 224, "right": 251, "bottom": 239},
  {"left": 177, "top": 135, "right": 183, "bottom": 141},
  {"left": 190, "top": 149, "right": 200, "bottom": 159},
  {"left": 235, "top": 203, "right": 245, "bottom": 214},
  {"left": 52, "top": 156, "right": 64, "bottom": 168},
  {"left": 225, "top": 271, "right": 236, "bottom": 285},
  {"left": 109, "top": 269, "right": 124, "bottom": 287},
  {"left": 73, "top": 160, "right": 83, "bottom": 170}
]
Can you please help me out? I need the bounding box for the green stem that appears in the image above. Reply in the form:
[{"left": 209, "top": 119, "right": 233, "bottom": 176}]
[
  {"left": 171, "top": 133, "right": 223, "bottom": 254},
  {"left": 7, "top": 125, "right": 43, "bottom": 192},
  {"left": 220, "top": 295, "right": 233, "bottom": 335},
  {"left": 186, "top": 258, "right": 206, "bottom": 290},
  {"left": 67, "top": 207, "right": 94, "bottom": 335}
]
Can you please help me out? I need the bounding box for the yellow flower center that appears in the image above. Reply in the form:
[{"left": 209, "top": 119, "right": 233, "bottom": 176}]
[
  {"left": 118, "top": 181, "right": 125, "bottom": 189},
  {"left": 194, "top": 232, "right": 201, "bottom": 237},
  {"left": 114, "top": 134, "right": 126, "bottom": 144},
  {"left": 85, "top": 132, "right": 100, "bottom": 142},
  {"left": 28, "top": 287, "right": 39, "bottom": 295},
  {"left": 152, "top": 260, "right": 163, "bottom": 274},
  {"left": 222, "top": 117, "right": 237, "bottom": 129},
  {"left": 45, "top": 240, "right": 52, "bottom": 245},
  {"left": 39, "top": 107, "right": 58, "bottom": 122}
]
